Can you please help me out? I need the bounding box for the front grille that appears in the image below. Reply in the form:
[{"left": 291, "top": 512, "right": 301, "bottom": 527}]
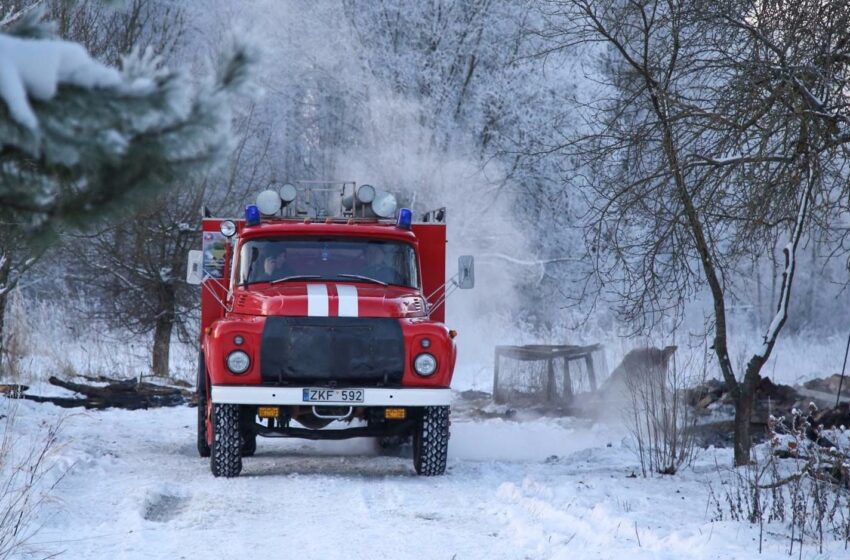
[{"left": 260, "top": 317, "right": 405, "bottom": 387}]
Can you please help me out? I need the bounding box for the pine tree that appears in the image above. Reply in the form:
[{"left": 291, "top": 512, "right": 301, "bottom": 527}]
[
  {"left": 0, "top": 5, "right": 256, "bottom": 358},
  {"left": 0, "top": 6, "right": 256, "bottom": 235}
]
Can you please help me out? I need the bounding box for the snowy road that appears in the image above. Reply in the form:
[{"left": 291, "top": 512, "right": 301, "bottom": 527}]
[{"left": 12, "top": 401, "right": 844, "bottom": 559}]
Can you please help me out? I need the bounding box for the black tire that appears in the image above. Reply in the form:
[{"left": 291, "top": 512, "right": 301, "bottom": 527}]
[
  {"left": 211, "top": 403, "right": 243, "bottom": 478},
  {"left": 196, "top": 353, "right": 210, "bottom": 458},
  {"left": 413, "top": 406, "right": 450, "bottom": 476}
]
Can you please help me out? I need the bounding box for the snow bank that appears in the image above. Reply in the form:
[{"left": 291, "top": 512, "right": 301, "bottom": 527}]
[{"left": 0, "top": 33, "right": 120, "bottom": 130}]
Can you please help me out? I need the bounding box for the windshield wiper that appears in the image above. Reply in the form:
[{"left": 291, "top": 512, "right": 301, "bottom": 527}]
[
  {"left": 269, "top": 275, "right": 322, "bottom": 285},
  {"left": 337, "top": 274, "right": 387, "bottom": 286}
]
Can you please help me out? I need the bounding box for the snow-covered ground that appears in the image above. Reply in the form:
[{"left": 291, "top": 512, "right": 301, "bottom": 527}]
[
  {"left": 5, "top": 298, "right": 849, "bottom": 558},
  {"left": 4, "top": 397, "right": 846, "bottom": 560}
]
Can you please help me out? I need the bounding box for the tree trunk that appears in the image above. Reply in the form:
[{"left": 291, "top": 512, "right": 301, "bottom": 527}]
[
  {"left": 0, "top": 254, "right": 11, "bottom": 357},
  {"left": 151, "top": 316, "right": 174, "bottom": 377},
  {"left": 151, "top": 281, "right": 177, "bottom": 377},
  {"left": 733, "top": 386, "right": 755, "bottom": 466},
  {"left": 0, "top": 290, "right": 8, "bottom": 358}
]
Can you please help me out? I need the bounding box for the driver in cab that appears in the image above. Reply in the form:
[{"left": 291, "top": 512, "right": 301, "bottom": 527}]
[
  {"left": 260, "top": 249, "right": 296, "bottom": 282},
  {"left": 362, "top": 244, "right": 401, "bottom": 285}
]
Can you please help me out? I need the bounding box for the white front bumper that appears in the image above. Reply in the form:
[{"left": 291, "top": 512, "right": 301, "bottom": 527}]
[{"left": 211, "top": 385, "right": 452, "bottom": 406}]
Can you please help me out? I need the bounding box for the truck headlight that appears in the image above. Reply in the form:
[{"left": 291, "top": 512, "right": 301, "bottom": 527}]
[
  {"left": 226, "top": 350, "right": 250, "bottom": 374},
  {"left": 414, "top": 353, "right": 437, "bottom": 376},
  {"left": 219, "top": 220, "right": 236, "bottom": 237}
]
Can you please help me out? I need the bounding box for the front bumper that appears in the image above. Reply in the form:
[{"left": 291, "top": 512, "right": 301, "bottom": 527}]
[{"left": 211, "top": 385, "right": 452, "bottom": 406}]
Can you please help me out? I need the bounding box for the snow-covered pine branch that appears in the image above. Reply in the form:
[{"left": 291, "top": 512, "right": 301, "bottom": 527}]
[
  {"left": 0, "top": 9, "right": 258, "bottom": 234},
  {"left": 0, "top": 33, "right": 121, "bottom": 131}
]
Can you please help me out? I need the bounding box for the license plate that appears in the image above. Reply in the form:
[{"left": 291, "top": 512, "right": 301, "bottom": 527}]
[{"left": 302, "top": 388, "right": 364, "bottom": 403}]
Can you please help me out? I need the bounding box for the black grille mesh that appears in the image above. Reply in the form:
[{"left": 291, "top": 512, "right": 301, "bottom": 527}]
[{"left": 260, "top": 317, "right": 405, "bottom": 386}]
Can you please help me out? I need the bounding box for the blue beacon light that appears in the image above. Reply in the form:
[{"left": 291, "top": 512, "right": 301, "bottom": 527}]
[
  {"left": 245, "top": 204, "right": 261, "bottom": 226},
  {"left": 397, "top": 208, "right": 413, "bottom": 230}
]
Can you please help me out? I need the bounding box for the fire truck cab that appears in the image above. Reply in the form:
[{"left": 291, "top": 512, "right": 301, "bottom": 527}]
[{"left": 187, "top": 182, "right": 473, "bottom": 477}]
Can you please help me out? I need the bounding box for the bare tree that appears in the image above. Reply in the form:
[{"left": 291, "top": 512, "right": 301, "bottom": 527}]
[
  {"left": 536, "top": 0, "right": 850, "bottom": 465},
  {"left": 71, "top": 185, "right": 203, "bottom": 377},
  {"left": 47, "top": 0, "right": 185, "bottom": 66},
  {"left": 72, "top": 107, "right": 272, "bottom": 377},
  {"left": 0, "top": 229, "right": 45, "bottom": 357}
]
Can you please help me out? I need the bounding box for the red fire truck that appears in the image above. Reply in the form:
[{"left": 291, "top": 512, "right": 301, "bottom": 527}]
[{"left": 186, "top": 182, "right": 473, "bottom": 477}]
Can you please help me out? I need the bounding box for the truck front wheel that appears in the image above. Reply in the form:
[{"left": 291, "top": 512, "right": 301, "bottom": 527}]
[
  {"left": 196, "top": 353, "right": 210, "bottom": 458},
  {"left": 413, "top": 406, "right": 450, "bottom": 476},
  {"left": 211, "top": 403, "right": 243, "bottom": 478}
]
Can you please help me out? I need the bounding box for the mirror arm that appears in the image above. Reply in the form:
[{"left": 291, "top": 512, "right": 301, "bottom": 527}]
[
  {"left": 202, "top": 272, "right": 233, "bottom": 313},
  {"left": 425, "top": 273, "right": 455, "bottom": 302},
  {"left": 425, "top": 277, "right": 460, "bottom": 316}
]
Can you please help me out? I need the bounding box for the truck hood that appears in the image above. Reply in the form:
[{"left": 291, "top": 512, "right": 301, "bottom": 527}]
[{"left": 231, "top": 282, "right": 428, "bottom": 318}]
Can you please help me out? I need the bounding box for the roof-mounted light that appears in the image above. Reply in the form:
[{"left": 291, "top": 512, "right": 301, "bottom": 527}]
[
  {"left": 371, "top": 190, "right": 397, "bottom": 219},
  {"left": 342, "top": 184, "right": 377, "bottom": 211},
  {"left": 280, "top": 183, "right": 297, "bottom": 205},
  {"left": 245, "top": 204, "right": 261, "bottom": 226},
  {"left": 397, "top": 207, "right": 412, "bottom": 230},
  {"left": 357, "top": 184, "right": 376, "bottom": 204},
  {"left": 256, "top": 189, "right": 282, "bottom": 216},
  {"left": 219, "top": 220, "right": 236, "bottom": 237}
]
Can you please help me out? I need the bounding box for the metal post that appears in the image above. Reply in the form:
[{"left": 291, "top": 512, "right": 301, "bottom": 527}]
[
  {"left": 585, "top": 353, "right": 597, "bottom": 392},
  {"left": 493, "top": 347, "right": 503, "bottom": 404},
  {"left": 547, "top": 358, "right": 557, "bottom": 403},
  {"left": 836, "top": 330, "right": 850, "bottom": 408},
  {"left": 563, "top": 356, "right": 573, "bottom": 402}
]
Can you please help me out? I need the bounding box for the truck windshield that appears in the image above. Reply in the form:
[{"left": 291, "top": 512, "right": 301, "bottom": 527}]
[{"left": 238, "top": 237, "right": 419, "bottom": 288}]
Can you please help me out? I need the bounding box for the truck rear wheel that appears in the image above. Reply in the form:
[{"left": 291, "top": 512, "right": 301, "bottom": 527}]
[
  {"left": 413, "top": 406, "right": 450, "bottom": 476},
  {"left": 196, "top": 353, "right": 210, "bottom": 458},
  {"left": 211, "top": 403, "right": 243, "bottom": 478}
]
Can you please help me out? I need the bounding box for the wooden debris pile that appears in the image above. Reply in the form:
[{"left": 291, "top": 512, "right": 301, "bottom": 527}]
[
  {"left": 11, "top": 375, "right": 194, "bottom": 410},
  {"left": 802, "top": 373, "right": 850, "bottom": 399},
  {"left": 689, "top": 377, "right": 829, "bottom": 423}
]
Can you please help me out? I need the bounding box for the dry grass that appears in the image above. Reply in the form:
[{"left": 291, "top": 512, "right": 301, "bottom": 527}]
[
  {"left": 708, "top": 407, "right": 850, "bottom": 555},
  {"left": 1, "top": 289, "right": 35, "bottom": 382},
  {"left": 624, "top": 349, "right": 703, "bottom": 476},
  {"left": 0, "top": 401, "right": 64, "bottom": 560}
]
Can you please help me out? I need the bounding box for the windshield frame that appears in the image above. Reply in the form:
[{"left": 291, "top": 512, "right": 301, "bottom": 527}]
[{"left": 236, "top": 235, "right": 421, "bottom": 289}]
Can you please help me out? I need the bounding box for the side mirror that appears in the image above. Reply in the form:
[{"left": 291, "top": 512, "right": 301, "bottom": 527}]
[
  {"left": 186, "top": 250, "right": 203, "bottom": 285},
  {"left": 457, "top": 255, "right": 475, "bottom": 289}
]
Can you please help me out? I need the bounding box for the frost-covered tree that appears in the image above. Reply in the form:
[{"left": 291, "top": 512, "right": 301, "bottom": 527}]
[
  {"left": 537, "top": 0, "right": 850, "bottom": 465},
  {"left": 340, "top": 1, "right": 577, "bottom": 329},
  {"left": 73, "top": 107, "right": 272, "bottom": 377}
]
